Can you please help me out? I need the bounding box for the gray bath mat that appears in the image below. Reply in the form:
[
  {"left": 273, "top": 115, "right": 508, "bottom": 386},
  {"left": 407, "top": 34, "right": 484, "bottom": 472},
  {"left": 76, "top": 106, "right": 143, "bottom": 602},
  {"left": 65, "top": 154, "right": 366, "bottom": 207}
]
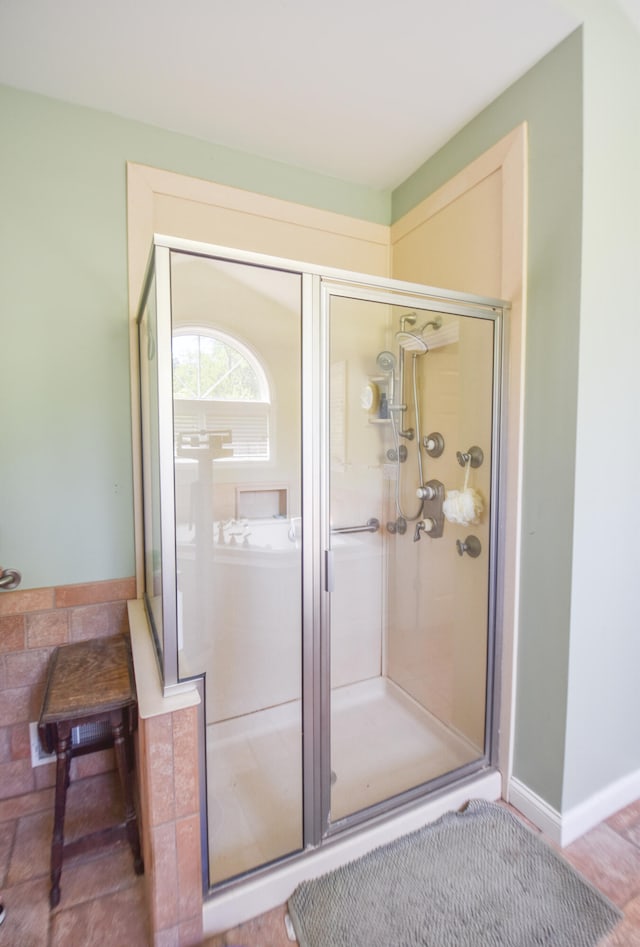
[{"left": 287, "top": 799, "right": 622, "bottom": 947}]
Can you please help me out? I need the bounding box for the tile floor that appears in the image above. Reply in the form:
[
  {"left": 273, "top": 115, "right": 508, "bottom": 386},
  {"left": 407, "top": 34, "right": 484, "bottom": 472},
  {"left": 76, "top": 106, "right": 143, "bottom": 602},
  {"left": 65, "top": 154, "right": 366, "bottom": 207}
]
[
  {"left": 202, "top": 799, "right": 640, "bottom": 947},
  {"left": 1, "top": 773, "right": 639, "bottom": 946},
  {"left": 0, "top": 770, "right": 148, "bottom": 947}
]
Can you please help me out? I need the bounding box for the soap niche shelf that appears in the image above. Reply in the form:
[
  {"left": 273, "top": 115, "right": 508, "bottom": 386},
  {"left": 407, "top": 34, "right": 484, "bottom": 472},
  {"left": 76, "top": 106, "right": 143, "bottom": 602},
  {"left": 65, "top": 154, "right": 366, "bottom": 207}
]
[{"left": 365, "top": 375, "right": 392, "bottom": 424}]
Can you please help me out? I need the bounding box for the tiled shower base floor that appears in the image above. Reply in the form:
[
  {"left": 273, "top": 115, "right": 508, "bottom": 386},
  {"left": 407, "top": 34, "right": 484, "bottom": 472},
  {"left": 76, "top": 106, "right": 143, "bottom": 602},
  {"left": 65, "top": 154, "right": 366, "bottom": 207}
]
[{"left": 207, "top": 676, "right": 479, "bottom": 884}]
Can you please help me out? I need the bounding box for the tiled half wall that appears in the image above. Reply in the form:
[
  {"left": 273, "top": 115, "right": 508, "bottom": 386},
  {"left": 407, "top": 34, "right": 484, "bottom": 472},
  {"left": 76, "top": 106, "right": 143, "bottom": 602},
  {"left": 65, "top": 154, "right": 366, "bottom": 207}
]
[
  {"left": 0, "top": 577, "right": 135, "bottom": 798},
  {"left": 0, "top": 580, "right": 204, "bottom": 946}
]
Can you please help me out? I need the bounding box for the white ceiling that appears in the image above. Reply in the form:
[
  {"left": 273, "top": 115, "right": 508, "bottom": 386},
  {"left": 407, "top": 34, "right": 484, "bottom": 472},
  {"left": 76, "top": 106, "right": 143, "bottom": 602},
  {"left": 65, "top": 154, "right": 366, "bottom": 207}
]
[{"left": 0, "top": 0, "right": 635, "bottom": 190}]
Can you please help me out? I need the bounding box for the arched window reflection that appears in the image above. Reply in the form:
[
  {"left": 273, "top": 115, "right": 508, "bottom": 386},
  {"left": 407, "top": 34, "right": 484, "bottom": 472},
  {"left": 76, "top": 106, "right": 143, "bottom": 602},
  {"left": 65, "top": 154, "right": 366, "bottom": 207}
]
[{"left": 173, "top": 329, "right": 271, "bottom": 461}]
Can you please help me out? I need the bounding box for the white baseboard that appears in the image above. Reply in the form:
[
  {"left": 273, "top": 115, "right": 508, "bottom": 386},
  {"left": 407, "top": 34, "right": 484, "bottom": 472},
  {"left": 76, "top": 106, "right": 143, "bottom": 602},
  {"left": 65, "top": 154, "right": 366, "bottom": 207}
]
[
  {"left": 509, "top": 768, "right": 640, "bottom": 847},
  {"left": 560, "top": 768, "right": 640, "bottom": 846},
  {"left": 507, "top": 778, "right": 562, "bottom": 844}
]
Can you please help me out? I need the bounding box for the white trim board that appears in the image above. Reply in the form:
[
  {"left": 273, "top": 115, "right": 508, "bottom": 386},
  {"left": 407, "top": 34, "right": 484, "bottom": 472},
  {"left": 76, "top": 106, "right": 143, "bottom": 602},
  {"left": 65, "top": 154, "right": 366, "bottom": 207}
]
[
  {"left": 507, "top": 779, "right": 563, "bottom": 843},
  {"left": 509, "top": 770, "right": 640, "bottom": 847}
]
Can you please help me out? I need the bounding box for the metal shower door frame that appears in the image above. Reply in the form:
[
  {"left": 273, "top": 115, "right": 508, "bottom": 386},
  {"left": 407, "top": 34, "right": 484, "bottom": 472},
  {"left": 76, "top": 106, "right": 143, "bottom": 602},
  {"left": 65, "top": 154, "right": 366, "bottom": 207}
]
[
  {"left": 137, "top": 233, "right": 508, "bottom": 890},
  {"left": 315, "top": 275, "right": 506, "bottom": 843}
]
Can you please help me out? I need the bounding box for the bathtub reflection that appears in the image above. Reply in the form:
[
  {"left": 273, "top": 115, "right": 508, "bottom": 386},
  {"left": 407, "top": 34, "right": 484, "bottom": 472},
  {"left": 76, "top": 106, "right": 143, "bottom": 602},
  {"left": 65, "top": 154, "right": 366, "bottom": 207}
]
[{"left": 177, "top": 517, "right": 383, "bottom": 724}]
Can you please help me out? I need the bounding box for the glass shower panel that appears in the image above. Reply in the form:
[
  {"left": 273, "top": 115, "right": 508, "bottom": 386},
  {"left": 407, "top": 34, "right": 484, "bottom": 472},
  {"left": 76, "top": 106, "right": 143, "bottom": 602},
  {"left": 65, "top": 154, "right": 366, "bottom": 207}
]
[
  {"left": 327, "top": 294, "right": 495, "bottom": 826},
  {"left": 169, "top": 250, "right": 304, "bottom": 884},
  {"left": 138, "top": 269, "right": 165, "bottom": 664}
]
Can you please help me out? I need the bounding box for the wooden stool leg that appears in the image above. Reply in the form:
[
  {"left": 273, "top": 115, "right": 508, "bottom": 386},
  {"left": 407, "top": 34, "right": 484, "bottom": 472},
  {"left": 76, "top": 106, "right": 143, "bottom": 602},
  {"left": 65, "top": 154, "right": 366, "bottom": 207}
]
[
  {"left": 111, "top": 712, "right": 144, "bottom": 875},
  {"left": 50, "top": 723, "right": 71, "bottom": 908}
]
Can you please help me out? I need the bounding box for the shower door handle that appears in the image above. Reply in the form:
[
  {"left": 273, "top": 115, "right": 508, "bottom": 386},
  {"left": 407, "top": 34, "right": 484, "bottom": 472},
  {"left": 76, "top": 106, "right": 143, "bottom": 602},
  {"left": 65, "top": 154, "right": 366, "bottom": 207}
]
[
  {"left": 324, "top": 549, "right": 335, "bottom": 593},
  {"left": 331, "top": 518, "right": 380, "bottom": 535}
]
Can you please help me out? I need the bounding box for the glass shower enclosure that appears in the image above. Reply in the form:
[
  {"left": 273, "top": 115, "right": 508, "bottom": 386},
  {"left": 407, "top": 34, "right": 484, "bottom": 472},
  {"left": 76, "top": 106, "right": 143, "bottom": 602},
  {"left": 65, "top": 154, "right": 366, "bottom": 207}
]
[{"left": 137, "top": 234, "right": 506, "bottom": 892}]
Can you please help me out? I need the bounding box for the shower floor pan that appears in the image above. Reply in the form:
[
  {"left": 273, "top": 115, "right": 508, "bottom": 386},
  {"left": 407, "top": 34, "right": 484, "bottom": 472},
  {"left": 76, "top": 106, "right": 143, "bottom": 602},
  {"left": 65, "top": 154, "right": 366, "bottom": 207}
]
[{"left": 206, "top": 676, "right": 479, "bottom": 884}]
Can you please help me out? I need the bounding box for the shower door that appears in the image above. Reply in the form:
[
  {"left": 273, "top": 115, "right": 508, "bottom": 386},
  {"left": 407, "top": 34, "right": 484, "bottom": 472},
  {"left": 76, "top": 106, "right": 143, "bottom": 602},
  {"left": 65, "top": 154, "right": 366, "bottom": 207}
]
[
  {"left": 137, "top": 235, "right": 505, "bottom": 892},
  {"left": 322, "top": 280, "right": 501, "bottom": 832}
]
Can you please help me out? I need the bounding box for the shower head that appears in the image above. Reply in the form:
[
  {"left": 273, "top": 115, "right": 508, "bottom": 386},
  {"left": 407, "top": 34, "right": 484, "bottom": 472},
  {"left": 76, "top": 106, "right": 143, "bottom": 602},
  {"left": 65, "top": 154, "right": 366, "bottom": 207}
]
[
  {"left": 419, "top": 316, "right": 443, "bottom": 332},
  {"left": 376, "top": 350, "right": 396, "bottom": 373},
  {"left": 395, "top": 330, "right": 429, "bottom": 354}
]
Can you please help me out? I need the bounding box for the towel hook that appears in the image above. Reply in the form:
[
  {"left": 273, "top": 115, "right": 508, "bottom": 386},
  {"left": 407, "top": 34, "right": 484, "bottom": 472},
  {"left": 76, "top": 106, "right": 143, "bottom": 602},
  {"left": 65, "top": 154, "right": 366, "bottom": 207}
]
[
  {"left": 456, "top": 446, "right": 484, "bottom": 469},
  {"left": 0, "top": 568, "right": 22, "bottom": 591},
  {"left": 456, "top": 536, "right": 482, "bottom": 558}
]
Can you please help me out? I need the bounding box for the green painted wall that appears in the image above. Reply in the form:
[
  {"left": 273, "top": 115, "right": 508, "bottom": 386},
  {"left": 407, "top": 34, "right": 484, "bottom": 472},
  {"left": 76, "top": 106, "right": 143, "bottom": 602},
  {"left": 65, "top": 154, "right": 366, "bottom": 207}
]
[
  {"left": 5, "top": 20, "right": 636, "bottom": 817},
  {"left": 393, "top": 31, "right": 584, "bottom": 810},
  {"left": 0, "top": 85, "right": 389, "bottom": 590},
  {"left": 563, "top": 3, "right": 640, "bottom": 810}
]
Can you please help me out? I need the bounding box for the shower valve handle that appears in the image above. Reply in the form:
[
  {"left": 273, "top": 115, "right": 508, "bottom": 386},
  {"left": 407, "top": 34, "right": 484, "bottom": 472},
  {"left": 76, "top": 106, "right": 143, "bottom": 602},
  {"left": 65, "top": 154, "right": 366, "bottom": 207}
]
[
  {"left": 413, "top": 518, "right": 435, "bottom": 541},
  {"left": 416, "top": 484, "right": 436, "bottom": 500}
]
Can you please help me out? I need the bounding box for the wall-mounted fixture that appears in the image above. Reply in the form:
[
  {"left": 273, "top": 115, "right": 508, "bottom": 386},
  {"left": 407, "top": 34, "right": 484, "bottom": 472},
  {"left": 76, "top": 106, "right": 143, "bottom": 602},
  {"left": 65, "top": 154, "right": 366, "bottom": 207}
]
[
  {"left": 386, "top": 517, "right": 407, "bottom": 535},
  {"left": 456, "top": 535, "right": 482, "bottom": 558},
  {"left": 413, "top": 479, "right": 444, "bottom": 539},
  {"left": 331, "top": 518, "right": 380, "bottom": 536},
  {"left": 0, "top": 567, "right": 21, "bottom": 590},
  {"left": 423, "top": 432, "right": 445, "bottom": 458},
  {"left": 387, "top": 445, "right": 408, "bottom": 463},
  {"left": 456, "top": 446, "right": 483, "bottom": 468}
]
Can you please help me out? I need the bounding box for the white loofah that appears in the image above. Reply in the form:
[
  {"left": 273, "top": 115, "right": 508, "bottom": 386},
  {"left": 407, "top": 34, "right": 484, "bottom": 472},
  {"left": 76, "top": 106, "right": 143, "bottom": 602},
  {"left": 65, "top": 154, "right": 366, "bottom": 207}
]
[
  {"left": 443, "top": 487, "right": 484, "bottom": 525},
  {"left": 443, "top": 456, "right": 484, "bottom": 526}
]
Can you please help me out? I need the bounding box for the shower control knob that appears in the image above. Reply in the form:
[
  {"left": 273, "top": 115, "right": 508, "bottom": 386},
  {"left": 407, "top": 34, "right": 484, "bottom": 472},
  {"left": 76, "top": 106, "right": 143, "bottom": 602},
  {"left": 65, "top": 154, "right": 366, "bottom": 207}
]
[
  {"left": 416, "top": 484, "right": 436, "bottom": 500},
  {"left": 456, "top": 535, "right": 482, "bottom": 558},
  {"left": 423, "top": 432, "right": 445, "bottom": 457},
  {"left": 386, "top": 445, "right": 408, "bottom": 463}
]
